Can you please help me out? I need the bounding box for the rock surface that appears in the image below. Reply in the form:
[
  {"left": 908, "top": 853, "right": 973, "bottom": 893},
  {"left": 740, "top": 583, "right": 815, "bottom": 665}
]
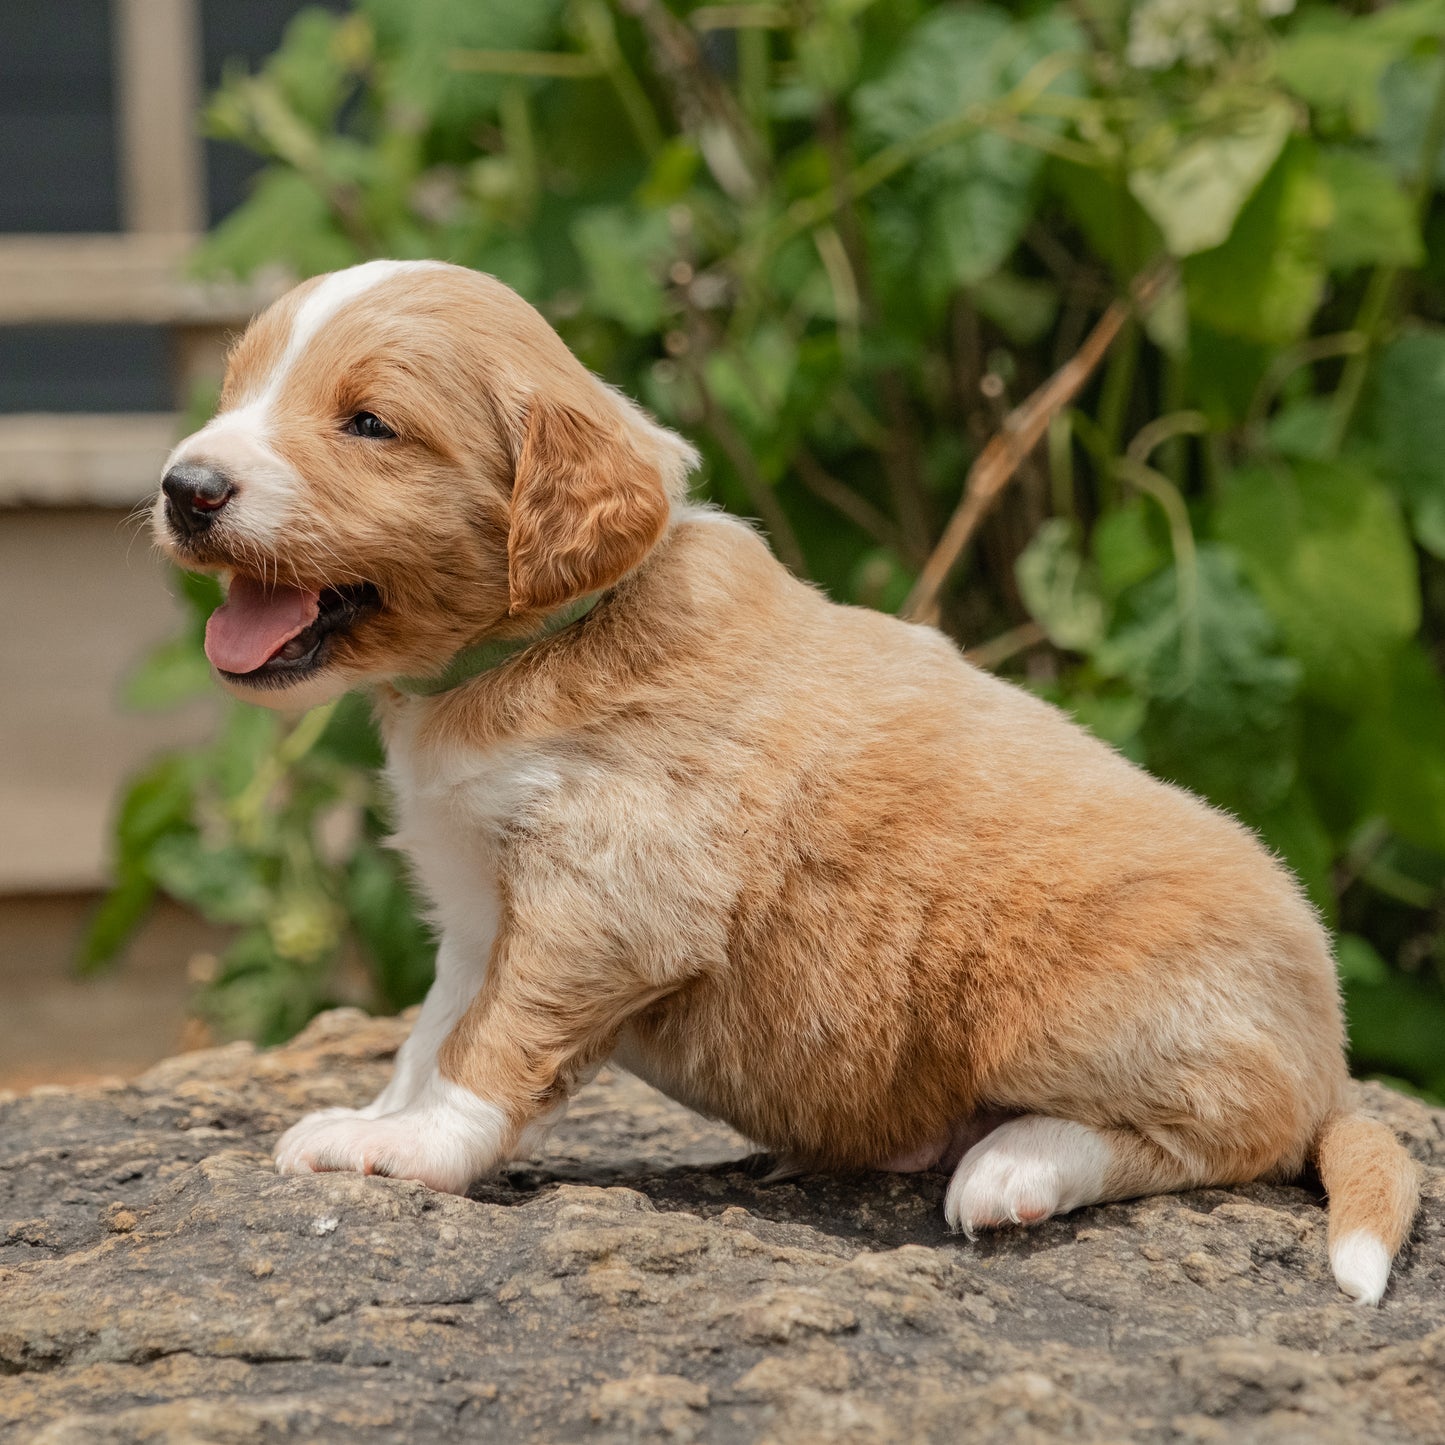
[{"left": 1, "top": 1008, "right": 1442, "bottom": 1444}]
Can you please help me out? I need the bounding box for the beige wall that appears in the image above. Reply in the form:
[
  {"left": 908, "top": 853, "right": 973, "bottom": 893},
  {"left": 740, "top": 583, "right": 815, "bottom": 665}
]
[
  {"left": 0, "top": 506, "right": 217, "bottom": 891},
  {"left": 0, "top": 894, "right": 221, "bottom": 1090}
]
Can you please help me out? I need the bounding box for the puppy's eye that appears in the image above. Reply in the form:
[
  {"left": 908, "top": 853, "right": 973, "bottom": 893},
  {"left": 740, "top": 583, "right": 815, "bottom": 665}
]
[{"left": 345, "top": 412, "right": 396, "bottom": 440}]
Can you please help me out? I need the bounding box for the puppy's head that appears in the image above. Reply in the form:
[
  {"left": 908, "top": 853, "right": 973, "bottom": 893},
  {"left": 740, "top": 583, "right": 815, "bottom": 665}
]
[{"left": 154, "top": 260, "right": 696, "bottom": 709}]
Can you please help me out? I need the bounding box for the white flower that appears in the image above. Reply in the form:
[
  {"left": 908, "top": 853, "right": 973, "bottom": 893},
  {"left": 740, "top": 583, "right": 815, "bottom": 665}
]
[{"left": 1127, "top": 0, "right": 1288, "bottom": 72}]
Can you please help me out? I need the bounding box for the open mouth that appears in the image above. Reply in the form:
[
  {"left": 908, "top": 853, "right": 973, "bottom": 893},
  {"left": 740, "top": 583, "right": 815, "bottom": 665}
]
[{"left": 205, "top": 576, "right": 381, "bottom": 688}]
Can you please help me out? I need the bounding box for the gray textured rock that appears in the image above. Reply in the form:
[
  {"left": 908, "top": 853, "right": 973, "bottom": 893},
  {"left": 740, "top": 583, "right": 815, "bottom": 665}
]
[{"left": 1, "top": 1007, "right": 1442, "bottom": 1443}]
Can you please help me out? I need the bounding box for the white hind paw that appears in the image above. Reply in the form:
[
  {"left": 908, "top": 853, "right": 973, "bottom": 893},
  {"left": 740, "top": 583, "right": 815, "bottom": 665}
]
[
  {"left": 944, "top": 1116, "right": 1111, "bottom": 1238},
  {"left": 1330, "top": 1230, "right": 1391, "bottom": 1306}
]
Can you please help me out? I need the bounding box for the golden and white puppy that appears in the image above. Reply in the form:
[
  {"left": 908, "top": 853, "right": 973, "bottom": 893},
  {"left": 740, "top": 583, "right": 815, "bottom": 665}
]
[{"left": 154, "top": 259, "right": 1419, "bottom": 1306}]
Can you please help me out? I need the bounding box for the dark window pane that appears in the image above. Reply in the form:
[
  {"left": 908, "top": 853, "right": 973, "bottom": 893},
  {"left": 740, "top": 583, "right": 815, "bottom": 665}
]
[
  {"left": 0, "top": 1, "right": 118, "bottom": 232},
  {"left": 0, "top": 328, "right": 172, "bottom": 413}
]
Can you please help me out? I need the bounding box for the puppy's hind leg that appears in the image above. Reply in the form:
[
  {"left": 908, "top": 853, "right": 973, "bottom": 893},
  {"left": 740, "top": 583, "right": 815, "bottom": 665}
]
[{"left": 944, "top": 1115, "right": 1200, "bottom": 1236}]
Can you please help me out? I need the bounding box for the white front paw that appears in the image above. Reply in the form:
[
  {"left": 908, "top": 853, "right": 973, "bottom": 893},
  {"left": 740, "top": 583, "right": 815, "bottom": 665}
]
[{"left": 274, "top": 1078, "right": 510, "bottom": 1195}]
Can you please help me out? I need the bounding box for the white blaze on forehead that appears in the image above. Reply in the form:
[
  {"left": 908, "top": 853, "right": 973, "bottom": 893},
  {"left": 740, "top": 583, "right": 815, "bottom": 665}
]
[
  {"left": 161, "top": 259, "right": 448, "bottom": 547},
  {"left": 244, "top": 258, "right": 448, "bottom": 410}
]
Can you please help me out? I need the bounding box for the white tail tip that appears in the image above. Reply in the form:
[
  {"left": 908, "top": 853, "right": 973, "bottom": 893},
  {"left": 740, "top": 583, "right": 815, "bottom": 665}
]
[{"left": 1330, "top": 1229, "right": 1391, "bottom": 1306}]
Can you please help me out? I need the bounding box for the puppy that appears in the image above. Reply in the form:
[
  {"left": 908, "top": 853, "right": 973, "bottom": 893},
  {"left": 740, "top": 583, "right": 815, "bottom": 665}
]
[{"left": 154, "top": 259, "right": 1419, "bottom": 1306}]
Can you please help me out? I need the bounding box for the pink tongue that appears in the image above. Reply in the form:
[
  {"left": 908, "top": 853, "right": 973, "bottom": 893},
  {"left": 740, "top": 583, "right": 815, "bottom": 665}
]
[{"left": 205, "top": 575, "right": 321, "bottom": 675}]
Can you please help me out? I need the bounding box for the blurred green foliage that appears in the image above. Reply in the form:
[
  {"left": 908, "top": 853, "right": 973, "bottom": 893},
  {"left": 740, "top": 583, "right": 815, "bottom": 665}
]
[{"left": 88, "top": 0, "right": 1445, "bottom": 1098}]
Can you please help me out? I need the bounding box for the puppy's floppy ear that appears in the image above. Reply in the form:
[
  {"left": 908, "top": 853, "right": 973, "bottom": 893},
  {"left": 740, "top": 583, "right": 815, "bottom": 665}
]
[{"left": 507, "top": 396, "right": 671, "bottom": 614}]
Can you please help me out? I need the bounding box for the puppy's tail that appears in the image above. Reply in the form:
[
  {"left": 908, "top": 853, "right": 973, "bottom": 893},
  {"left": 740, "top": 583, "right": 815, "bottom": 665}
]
[{"left": 1313, "top": 1107, "right": 1420, "bottom": 1306}]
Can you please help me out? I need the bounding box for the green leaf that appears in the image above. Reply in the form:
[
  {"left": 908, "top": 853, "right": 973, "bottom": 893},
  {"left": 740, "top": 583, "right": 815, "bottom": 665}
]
[
  {"left": 201, "top": 928, "right": 336, "bottom": 1046},
  {"left": 147, "top": 837, "right": 274, "bottom": 925},
  {"left": 1344, "top": 965, "right": 1445, "bottom": 1095},
  {"left": 316, "top": 692, "right": 386, "bottom": 770},
  {"left": 703, "top": 321, "right": 799, "bottom": 446},
  {"left": 1380, "top": 52, "right": 1445, "bottom": 188},
  {"left": 1016, "top": 518, "right": 1105, "bottom": 652},
  {"left": 267, "top": 7, "right": 357, "bottom": 130},
  {"left": 638, "top": 138, "right": 703, "bottom": 208},
  {"left": 1186, "top": 326, "right": 1273, "bottom": 428},
  {"left": 362, "top": 0, "right": 566, "bottom": 134},
  {"left": 1128, "top": 95, "right": 1293, "bottom": 257},
  {"left": 1254, "top": 784, "right": 1337, "bottom": 919},
  {"left": 1317, "top": 148, "right": 1423, "bottom": 271},
  {"left": 1277, "top": 1, "right": 1445, "bottom": 135},
  {"left": 572, "top": 206, "right": 674, "bottom": 334},
  {"left": 1275, "top": 23, "right": 1392, "bottom": 134},
  {"left": 796, "top": 8, "right": 861, "bottom": 98},
  {"left": 123, "top": 636, "right": 215, "bottom": 712},
  {"left": 1365, "top": 329, "right": 1445, "bottom": 556},
  {"left": 1183, "top": 141, "right": 1332, "bottom": 345},
  {"left": 854, "top": 4, "right": 1082, "bottom": 291},
  {"left": 970, "top": 272, "right": 1058, "bottom": 345},
  {"left": 176, "top": 569, "right": 225, "bottom": 619},
  {"left": 1266, "top": 397, "right": 1335, "bottom": 461},
  {"left": 1091, "top": 498, "right": 1167, "bottom": 603},
  {"left": 75, "top": 870, "right": 155, "bottom": 973},
  {"left": 1141, "top": 282, "right": 1189, "bottom": 358},
  {"left": 347, "top": 843, "right": 435, "bottom": 1011},
  {"left": 1097, "top": 546, "right": 1301, "bottom": 817},
  {"left": 214, "top": 705, "right": 283, "bottom": 801},
  {"left": 195, "top": 169, "right": 359, "bottom": 280},
  {"left": 853, "top": 5, "right": 1081, "bottom": 183},
  {"left": 114, "top": 755, "right": 198, "bottom": 856},
  {"left": 847, "top": 549, "right": 913, "bottom": 613},
  {"left": 1336, "top": 933, "right": 1390, "bottom": 986},
  {"left": 927, "top": 178, "right": 1035, "bottom": 290},
  {"left": 1313, "top": 642, "right": 1445, "bottom": 855},
  {"left": 1060, "top": 688, "right": 1147, "bottom": 756},
  {"left": 1215, "top": 458, "right": 1420, "bottom": 707},
  {"left": 1048, "top": 158, "right": 1162, "bottom": 280}
]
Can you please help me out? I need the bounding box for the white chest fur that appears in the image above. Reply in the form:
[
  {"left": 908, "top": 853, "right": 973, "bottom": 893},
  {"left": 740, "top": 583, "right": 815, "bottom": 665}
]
[
  {"left": 383, "top": 708, "right": 562, "bottom": 958},
  {"left": 352, "top": 710, "right": 568, "bottom": 1119}
]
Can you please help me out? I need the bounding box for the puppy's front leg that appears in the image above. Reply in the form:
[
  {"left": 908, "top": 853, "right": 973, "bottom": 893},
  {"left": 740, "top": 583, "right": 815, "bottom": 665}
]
[
  {"left": 359, "top": 935, "right": 487, "bottom": 1117},
  {"left": 270, "top": 934, "right": 486, "bottom": 1171},
  {"left": 274, "top": 933, "right": 648, "bottom": 1193}
]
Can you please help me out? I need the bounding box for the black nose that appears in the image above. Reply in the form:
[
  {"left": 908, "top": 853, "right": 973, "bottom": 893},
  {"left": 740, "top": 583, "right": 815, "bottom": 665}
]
[{"left": 162, "top": 462, "right": 235, "bottom": 538}]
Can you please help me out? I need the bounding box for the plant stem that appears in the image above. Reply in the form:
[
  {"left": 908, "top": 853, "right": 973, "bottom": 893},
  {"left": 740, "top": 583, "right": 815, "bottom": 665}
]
[
  {"left": 575, "top": 0, "right": 667, "bottom": 157},
  {"left": 1115, "top": 457, "right": 1202, "bottom": 688},
  {"left": 1094, "top": 317, "right": 1138, "bottom": 501},
  {"left": 1160, "top": 349, "right": 1188, "bottom": 484},
  {"left": 450, "top": 49, "right": 603, "bottom": 78},
  {"left": 901, "top": 265, "right": 1169, "bottom": 624},
  {"left": 689, "top": 363, "right": 807, "bottom": 575},
  {"left": 814, "top": 96, "right": 933, "bottom": 560},
  {"left": 964, "top": 621, "right": 1048, "bottom": 671},
  {"left": 737, "top": 21, "right": 770, "bottom": 155},
  {"left": 812, "top": 226, "right": 861, "bottom": 359},
  {"left": 618, "top": 0, "right": 765, "bottom": 192},
  {"left": 499, "top": 85, "right": 538, "bottom": 221},
  {"left": 793, "top": 449, "right": 912, "bottom": 561},
  {"left": 1048, "top": 411, "right": 1075, "bottom": 519},
  {"left": 1247, "top": 331, "right": 1366, "bottom": 435},
  {"left": 229, "top": 701, "right": 340, "bottom": 848},
  {"left": 1326, "top": 268, "right": 1400, "bottom": 458},
  {"left": 1126, "top": 410, "right": 1208, "bottom": 468}
]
